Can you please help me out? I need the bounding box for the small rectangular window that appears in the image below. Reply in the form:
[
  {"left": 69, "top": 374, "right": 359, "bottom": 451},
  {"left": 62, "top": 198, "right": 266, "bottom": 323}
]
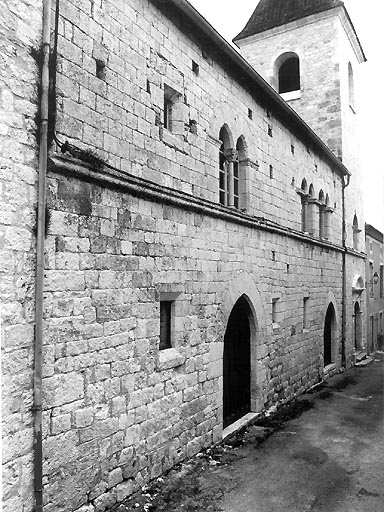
[
  {"left": 192, "top": 60, "right": 199, "bottom": 75},
  {"left": 269, "top": 164, "right": 274, "bottom": 179},
  {"left": 268, "top": 125, "right": 273, "bottom": 137},
  {"left": 248, "top": 108, "right": 253, "bottom": 119},
  {"left": 272, "top": 298, "right": 279, "bottom": 324},
  {"left": 160, "top": 301, "right": 172, "bottom": 350},
  {"left": 291, "top": 144, "right": 295, "bottom": 155},
  {"left": 95, "top": 59, "right": 106, "bottom": 80},
  {"left": 303, "top": 297, "right": 309, "bottom": 330},
  {"left": 164, "top": 97, "right": 172, "bottom": 131}
]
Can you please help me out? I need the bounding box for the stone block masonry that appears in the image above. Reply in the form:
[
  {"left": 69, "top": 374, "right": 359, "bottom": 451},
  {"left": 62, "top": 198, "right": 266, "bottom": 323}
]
[
  {"left": 1, "top": 1, "right": 43, "bottom": 511},
  {"left": 41, "top": 167, "right": 344, "bottom": 511},
  {"left": 0, "top": 0, "right": 367, "bottom": 511}
]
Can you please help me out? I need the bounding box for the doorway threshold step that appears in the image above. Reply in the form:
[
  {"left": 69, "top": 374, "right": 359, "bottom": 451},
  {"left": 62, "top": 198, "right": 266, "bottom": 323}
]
[
  {"left": 222, "top": 412, "right": 259, "bottom": 441},
  {"left": 355, "top": 351, "right": 367, "bottom": 362},
  {"left": 355, "top": 356, "right": 374, "bottom": 367}
]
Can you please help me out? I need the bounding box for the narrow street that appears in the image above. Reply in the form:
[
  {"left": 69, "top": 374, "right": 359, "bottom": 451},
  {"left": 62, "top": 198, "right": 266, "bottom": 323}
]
[
  {"left": 221, "top": 352, "right": 384, "bottom": 512},
  {"left": 114, "top": 353, "right": 384, "bottom": 512}
]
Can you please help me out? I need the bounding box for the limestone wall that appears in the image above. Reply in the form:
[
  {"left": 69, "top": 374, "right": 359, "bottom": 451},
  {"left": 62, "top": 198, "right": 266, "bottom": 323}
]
[
  {"left": 0, "top": 1, "right": 42, "bottom": 511},
  {"left": 42, "top": 166, "right": 344, "bottom": 511},
  {"left": 52, "top": 0, "right": 343, "bottom": 241},
  {"left": 0, "top": 0, "right": 364, "bottom": 511}
]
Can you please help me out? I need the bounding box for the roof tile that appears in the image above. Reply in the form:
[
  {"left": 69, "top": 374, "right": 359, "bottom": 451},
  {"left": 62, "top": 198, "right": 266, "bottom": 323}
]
[{"left": 234, "top": 0, "right": 344, "bottom": 41}]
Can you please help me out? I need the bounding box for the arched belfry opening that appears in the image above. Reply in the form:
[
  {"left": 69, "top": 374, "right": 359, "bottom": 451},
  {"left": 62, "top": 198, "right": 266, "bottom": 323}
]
[
  {"left": 324, "top": 303, "right": 336, "bottom": 366},
  {"left": 275, "top": 52, "right": 300, "bottom": 94},
  {"left": 223, "top": 296, "right": 252, "bottom": 427}
]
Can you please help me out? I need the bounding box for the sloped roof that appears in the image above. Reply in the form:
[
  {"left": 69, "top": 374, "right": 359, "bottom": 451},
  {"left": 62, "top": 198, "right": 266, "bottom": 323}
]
[{"left": 234, "top": 0, "right": 345, "bottom": 41}]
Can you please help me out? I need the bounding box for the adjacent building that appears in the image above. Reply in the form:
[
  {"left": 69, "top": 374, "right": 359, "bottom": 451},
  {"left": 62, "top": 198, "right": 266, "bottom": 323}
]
[
  {"left": 365, "top": 224, "right": 384, "bottom": 352},
  {"left": 1, "top": 1, "right": 368, "bottom": 511}
]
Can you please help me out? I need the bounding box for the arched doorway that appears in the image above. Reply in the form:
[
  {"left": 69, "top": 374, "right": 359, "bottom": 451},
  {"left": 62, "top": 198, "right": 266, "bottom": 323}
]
[
  {"left": 223, "top": 296, "right": 251, "bottom": 428},
  {"left": 324, "top": 303, "right": 336, "bottom": 366},
  {"left": 353, "top": 301, "right": 362, "bottom": 351}
]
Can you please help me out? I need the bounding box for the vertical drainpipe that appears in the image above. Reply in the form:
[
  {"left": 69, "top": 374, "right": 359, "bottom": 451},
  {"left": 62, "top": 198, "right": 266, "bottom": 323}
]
[
  {"left": 34, "top": 0, "right": 51, "bottom": 510},
  {"left": 341, "top": 173, "right": 350, "bottom": 368}
]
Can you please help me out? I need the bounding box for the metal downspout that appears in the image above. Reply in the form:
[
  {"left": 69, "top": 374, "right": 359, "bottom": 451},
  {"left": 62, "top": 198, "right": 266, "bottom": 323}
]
[
  {"left": 341, "top": 174, "right": 350, "bottom": 368},
  {"left": 34, "top": 1, "right": 51, "bottom": 510}
]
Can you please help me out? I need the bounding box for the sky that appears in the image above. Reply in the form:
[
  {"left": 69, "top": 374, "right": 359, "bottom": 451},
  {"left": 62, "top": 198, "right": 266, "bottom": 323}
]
[{"left": 188, "top": 0, "right": 384, "bottom": 233}]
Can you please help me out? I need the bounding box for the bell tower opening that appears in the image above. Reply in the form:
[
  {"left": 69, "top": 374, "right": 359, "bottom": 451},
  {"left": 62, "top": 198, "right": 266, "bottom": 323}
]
[{"left": 276, "top": 53, "right": 300, "bottom": 94}]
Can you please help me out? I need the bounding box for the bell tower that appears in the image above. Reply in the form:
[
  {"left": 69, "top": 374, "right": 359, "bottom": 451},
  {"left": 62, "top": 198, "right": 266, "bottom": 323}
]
[
  {"left": 234, "top": 0, "right": 366, "bottom": 250},
  {"left": 234, "top": 0, "right": 366, "bottom": 171},
  {"left": 234, "top": 0, "right": 368, "bottom": 361}
]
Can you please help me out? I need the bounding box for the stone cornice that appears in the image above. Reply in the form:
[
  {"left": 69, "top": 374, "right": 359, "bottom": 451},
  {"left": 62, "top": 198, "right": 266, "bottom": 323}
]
[{"left": 48, "top": 153, "right": 348, "bottom": 254}]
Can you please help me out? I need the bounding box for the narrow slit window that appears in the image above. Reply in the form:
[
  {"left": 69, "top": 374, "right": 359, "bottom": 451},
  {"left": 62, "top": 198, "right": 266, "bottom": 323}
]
[
  {"left": 160, "top": 301, "right": 172, "bottom": 350},
  {"left": 303, "top": 297, "right": 309, "bottom": 330},
  {"left": 192, "top": 60, "right": 199, "bottom": 75},
  {"left": 95, "top": 59, "right": 106, "bottom": 80},
  {"left": 164, "top": 97, "right": 172, "bottom": 130},
  {"left": 272, "top": 298, "right": 279, "bottom": 324}
]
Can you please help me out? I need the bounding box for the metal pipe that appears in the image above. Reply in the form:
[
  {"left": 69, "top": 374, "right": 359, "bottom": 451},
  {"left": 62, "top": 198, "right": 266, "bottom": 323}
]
[
  {"left": 34, "top": 0, "right": 51, "bottom": 510},
  {"left": 341, "top": 174, "right": 350, "bottom": 368}
]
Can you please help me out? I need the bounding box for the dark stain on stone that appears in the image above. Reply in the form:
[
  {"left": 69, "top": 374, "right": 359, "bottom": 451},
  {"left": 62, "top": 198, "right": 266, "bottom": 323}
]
[
  {"left": 57, "top": 178, "right": 92, "bottom": 216},
  {"left": 292, "top": 445, "right": 328, "bottom": 465},
  {"left": 254, "top": 399, "right": 314, "bottom": 429},
  {"left": 318, "top": 389, "right": 332, "bottom": 400},
  {"left": 357, "top": 487, "right": 381, "bottom": 498},
  {"left": 330, "top": 375, "right": 358, "bottom": 391}
]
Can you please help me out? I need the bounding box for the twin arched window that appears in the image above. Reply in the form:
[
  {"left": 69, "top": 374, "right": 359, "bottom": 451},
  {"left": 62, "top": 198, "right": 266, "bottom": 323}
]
[
  {"left": 219, "top": 126, "right": 247, "bottom": 209},
  {"left": 300, "top": 180, "right": 331, "bottom": 239}
]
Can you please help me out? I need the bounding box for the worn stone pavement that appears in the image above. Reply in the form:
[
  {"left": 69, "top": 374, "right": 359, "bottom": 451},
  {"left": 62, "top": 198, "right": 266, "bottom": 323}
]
[
  {"left": 221, "top": 352, "right": 384, "bottom": 512},
  {"left": 112, "top": 353, "right": 384, "bottom": 512}
]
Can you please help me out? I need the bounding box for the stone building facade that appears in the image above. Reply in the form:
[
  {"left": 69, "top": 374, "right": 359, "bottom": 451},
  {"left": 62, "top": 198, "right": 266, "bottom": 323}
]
[
  {"left": 365, "top": 224, "right": 384, "bottom": 352},
  {"left": 1, "top": 0, "right": 367, "bottom": 511},
  {"left": 234, "top": 0, "right": 367, "bottom": 366}
]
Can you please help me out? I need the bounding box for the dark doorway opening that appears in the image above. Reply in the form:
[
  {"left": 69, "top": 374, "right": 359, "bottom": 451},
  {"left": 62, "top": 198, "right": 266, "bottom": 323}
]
[
  {"left": 223, "top": 297, "right": 251, "bottom": 428},
  {"left": 354, "top": 301, "right": 362, "bottom": 351},
  {"left": 324, "top": 304, "right": 335, "bottom": 366}
]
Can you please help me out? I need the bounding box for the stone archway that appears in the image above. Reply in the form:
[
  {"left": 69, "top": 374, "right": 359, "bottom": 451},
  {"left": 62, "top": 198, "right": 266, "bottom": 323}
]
[
  {"left": 220, "top": 272, "right": 267, "bottom": 416},
  {"left": 223, "top": 296, "right": 252, "bottom": 428},
  {"left": 324, "top": 303, "right": 337, "bottom": 367}
]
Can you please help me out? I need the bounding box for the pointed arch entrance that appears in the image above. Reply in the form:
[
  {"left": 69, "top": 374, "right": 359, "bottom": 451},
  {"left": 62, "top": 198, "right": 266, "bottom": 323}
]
[
  {"left": 324, "top": 303, "right": 336, "bottom": 366},
  {"left": 223, "top": 296, "right": 251, "bottom": 428}
]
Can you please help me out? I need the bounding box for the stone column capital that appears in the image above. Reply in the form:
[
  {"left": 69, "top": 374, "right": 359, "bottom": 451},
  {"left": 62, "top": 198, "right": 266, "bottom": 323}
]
[{"left": 224, "top": 149, "right": 238, "bottom": 162}]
